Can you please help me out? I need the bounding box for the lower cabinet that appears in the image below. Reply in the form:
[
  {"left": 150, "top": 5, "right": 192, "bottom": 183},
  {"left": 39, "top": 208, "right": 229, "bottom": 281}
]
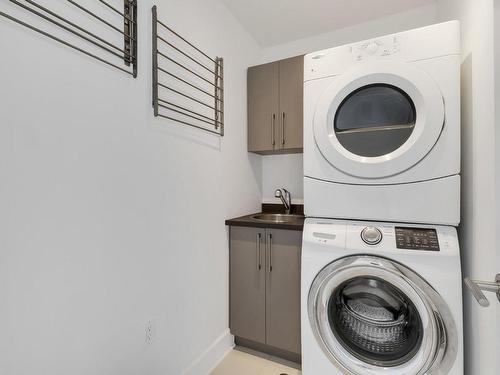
[{"left": 229, "top": 226, "right": 301, "bottom": 357}]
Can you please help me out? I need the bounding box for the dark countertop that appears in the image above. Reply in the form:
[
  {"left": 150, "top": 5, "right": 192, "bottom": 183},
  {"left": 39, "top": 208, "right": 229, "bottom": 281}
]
[{"left": 225, "top": 204, "right": 305, "bottom": 231}]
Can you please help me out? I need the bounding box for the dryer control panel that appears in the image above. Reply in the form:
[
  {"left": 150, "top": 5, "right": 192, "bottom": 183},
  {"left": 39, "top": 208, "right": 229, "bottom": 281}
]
[
  {"left": 351, "top": 36, "right": 402, "bottom": 62},
  {"left": 395, "top": 227, "right": 440, "bottom": 251}
]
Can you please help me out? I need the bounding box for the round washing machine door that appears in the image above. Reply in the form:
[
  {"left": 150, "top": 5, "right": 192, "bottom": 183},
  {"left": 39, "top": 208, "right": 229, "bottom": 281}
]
[
  {"left": 308, "top": 256, "right": 458, "bottom": 375},
  {"left": 313, "top": 61, "right": 445, "bottom": 179}
]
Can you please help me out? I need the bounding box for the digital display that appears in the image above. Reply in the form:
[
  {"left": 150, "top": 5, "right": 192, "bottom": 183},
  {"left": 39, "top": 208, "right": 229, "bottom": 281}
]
[{"left": 395, "top": 227, "right": 439, "bottom": 251}]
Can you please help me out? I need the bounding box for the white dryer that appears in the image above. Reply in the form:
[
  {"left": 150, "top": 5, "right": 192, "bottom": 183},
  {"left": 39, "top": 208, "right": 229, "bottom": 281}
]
[
  {"left": 304, "top": 21, "right": 461, "bottom": 225},
  {"left": 301, "top": 218, "right": 463, "bottom": 375}
]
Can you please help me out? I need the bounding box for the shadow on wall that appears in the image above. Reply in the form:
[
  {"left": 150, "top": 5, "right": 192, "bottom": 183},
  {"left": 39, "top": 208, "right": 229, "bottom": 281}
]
[
  {"left": 457, "top": 53, "right": 473, "bottom": 375},
  {"left": 151, "top": 120, "right": 222, "bottom": 150},
  {"left": 248, "top": 152, "right": 263, "bottom": 200}
]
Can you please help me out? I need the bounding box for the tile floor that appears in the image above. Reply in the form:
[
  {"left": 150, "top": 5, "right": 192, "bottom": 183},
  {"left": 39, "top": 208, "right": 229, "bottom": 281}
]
[{"left": 211, "top": 349, "right": 301, "bottom": 375}]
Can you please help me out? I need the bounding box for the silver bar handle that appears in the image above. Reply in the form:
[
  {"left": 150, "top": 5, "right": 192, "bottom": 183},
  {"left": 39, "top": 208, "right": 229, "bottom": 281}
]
[
  {"left": 281, "top": 112, "right": 286, "bottom": 146},
  {"left": 256, "top": 233, "right": 262, "bottom": 271},
  {"left": 271, "top": 113, "right": 276, "bottom": 146},
  {"left": 464, "top": 274, "right": 500, "bottom": 307},
  {"left": 268, "top": 233, "right": 273, "bottom": 272}
]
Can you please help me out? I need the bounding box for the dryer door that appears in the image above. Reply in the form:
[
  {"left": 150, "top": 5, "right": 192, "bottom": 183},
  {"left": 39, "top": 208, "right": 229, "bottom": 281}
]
[
  {"left": 313, "top": 61, "right": 444, "bottom": 179},
  {"left": 308, "top": 256, "right": 457, "bottom": 375}
]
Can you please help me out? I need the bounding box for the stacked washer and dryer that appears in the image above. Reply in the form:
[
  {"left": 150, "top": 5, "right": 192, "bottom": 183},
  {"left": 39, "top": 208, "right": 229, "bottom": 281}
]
[{"left": 301, "top": 21, "right": 463, "bottom": 375}]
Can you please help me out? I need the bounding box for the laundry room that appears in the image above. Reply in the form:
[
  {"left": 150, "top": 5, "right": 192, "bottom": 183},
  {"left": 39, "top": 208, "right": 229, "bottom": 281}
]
[{"left": 0, "top": 1, "right": 498, "bottom": 375}]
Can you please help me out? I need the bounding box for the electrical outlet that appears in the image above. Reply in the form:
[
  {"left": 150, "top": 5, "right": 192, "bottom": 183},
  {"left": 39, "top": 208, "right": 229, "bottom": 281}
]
[{"left": 145, "top": 320, "right": 153, "bottom": 345}]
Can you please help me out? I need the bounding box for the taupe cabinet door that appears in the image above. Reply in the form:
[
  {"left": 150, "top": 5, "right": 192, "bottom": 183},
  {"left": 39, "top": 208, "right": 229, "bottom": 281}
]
[
  {"left": 265, "top": 229, "right": 302, "bottom": 354},
  {"left": 279, "top": 56, "right": 304, "bottom": 151},
  {"left": 229, "top": 226, "right": 302, "bottom": 355},
  {"left": 247, "top": 55, "right": 303, "bottom": 154},
  {"left": 229, "top": 226, "right": 266, "bottom": 344},
  {"left": 247, "top": 62, "right": 279, "bottom": 152}
]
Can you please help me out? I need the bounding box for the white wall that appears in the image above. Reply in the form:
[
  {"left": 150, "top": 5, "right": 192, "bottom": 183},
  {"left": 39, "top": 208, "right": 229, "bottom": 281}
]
[
  {"left": 258, "top": 3, "right": 438, "bottom": 204},
  {"left": 0, "top": 1, "right": 261, "bottom": 374},
  {"left": 436, "top": 1, "right": 497, "bottom": 374},
  {"left": 262, "top": 154, "right": 303, "bottom": 203},
  {"left": 495, "top": 4, "right": 500, "bottom": 369}
]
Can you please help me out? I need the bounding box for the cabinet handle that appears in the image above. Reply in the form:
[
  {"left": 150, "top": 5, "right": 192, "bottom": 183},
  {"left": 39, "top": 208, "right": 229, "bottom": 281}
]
[
  {"left": 271, "top": 113, "right": 276, "bottom": 146},
  {"left": 267, "top": 233, "right": 273, "bottom": 272},
  {"left": 281, "top": 112, "right": 286, "bottom": 146},
  {"left": 256, "top": 233, "right": 262, "bottom": 271}
]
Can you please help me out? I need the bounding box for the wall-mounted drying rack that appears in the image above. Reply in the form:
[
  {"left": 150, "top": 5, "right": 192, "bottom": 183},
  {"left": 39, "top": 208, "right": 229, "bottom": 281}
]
[
  {"left": 0, "top": 0, "right": 137, "bottom": 77},
  {"left": 152, "top": 6, "right": 224, "bottom": 136}
]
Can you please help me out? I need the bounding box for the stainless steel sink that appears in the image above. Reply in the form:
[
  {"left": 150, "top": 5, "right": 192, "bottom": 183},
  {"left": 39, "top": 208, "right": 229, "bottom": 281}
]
[{"left": 251, "top": 213, "right": 304, "bottom": 224}]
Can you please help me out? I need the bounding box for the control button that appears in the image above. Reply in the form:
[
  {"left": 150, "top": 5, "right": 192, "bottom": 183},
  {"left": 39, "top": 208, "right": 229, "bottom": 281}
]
[
  {"left": 366, "top": 42, "right": 379, "bottom": 55},
  {"left": 361, "top": 227, "right": 382, "bottom": 245}
]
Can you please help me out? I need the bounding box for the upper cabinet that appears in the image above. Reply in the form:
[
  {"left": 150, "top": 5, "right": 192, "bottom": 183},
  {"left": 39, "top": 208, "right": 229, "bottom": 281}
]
[
  {"left": 278, "top": 56, "right": 304, "bottom": 151},
  {"left": 247, "top": 61, "right": 279, "bottom": 153},
  {"left": 248, "top": 56, "right": 304, "bottom": 154}
]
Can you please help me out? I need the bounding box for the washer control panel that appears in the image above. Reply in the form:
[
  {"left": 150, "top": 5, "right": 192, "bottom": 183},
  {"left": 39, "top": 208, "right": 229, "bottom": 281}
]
[
  {"left": 395, "top": 227, "right": 440, "bottom": 251},
  {"left": 361, "top": 226, "right": 382, "bottom": 245}
]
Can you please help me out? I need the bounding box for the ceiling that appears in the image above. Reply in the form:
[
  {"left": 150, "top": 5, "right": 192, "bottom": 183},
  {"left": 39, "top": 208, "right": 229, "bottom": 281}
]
[{"left": 221, "top": 0, "right": 436, "bottom": 47}]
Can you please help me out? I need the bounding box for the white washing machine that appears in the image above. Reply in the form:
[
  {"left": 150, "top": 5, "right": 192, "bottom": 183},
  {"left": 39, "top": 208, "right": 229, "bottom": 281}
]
[
  {"left": 303, "top": 21, "right": 461, "bottom": 225},
  {"left": 301, "top": 218, "right": 463, "bottom": 375}
]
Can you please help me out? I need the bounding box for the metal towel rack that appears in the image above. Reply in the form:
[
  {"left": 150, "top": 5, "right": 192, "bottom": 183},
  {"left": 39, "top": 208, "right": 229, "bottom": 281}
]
[
  {"left": 0, "top": 0, "right": 138, "bottom": 77},
  {"left": 152, "top": 6, "right": 224, "bottom": 136}
]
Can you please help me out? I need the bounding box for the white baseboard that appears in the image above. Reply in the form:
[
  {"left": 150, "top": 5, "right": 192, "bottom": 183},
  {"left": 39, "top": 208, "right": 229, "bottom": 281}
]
[{"left": 181, "top": 329, "right": 234, "bottom": 375}]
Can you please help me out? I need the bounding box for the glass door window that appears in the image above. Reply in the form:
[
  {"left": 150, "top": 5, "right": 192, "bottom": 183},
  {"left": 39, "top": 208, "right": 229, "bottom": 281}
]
[
  {"left": 334, "top": 84, "right": 416, "bottom": 157},
  {"left": 328, "top": 276, "right": 423, "bottom": 367}
]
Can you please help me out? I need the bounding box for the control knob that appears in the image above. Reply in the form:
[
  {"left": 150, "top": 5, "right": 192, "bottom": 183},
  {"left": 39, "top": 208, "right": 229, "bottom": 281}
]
[
  {"left": 366, "top": 42, "right": 379, "bottom": 55},
  {"left": 361, "top": 226, "right": 382, "bottom": 245}
]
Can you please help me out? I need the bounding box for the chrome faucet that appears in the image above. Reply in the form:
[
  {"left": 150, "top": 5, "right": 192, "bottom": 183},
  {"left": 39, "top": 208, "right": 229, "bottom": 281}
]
[{"left": 274, "top": 188, "right": 291, "bottom": 214}]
